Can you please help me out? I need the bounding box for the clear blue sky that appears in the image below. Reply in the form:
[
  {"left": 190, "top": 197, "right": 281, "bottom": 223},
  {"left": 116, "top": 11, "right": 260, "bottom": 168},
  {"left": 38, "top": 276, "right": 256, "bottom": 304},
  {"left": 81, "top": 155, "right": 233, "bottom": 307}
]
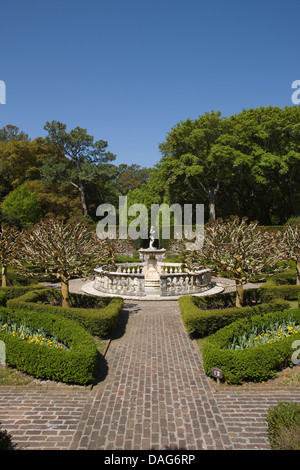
[{"left": 0, "top": 0, "right": 299, "bottom": 167}]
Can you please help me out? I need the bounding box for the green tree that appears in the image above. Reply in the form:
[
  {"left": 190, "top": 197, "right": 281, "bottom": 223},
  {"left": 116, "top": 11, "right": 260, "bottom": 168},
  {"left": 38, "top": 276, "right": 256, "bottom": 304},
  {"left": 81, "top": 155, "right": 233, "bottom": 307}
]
[
  {"left": 0, "top": 125, "right": 29, "bottom": 142},
  {"left": 116, "top": 164, "right": 150, "bottom": 195},
  {"left": 223, "top": 106, "right": 300, "bottom": 223},
  {"left": 158, "top": 111, "right": 236, "bottom": 220},
  {"left": 41, "top": 121, "right": 117, "bottom": 216},
  {"left": 1, "top": 184, "right": 41, "bottom": 226}
]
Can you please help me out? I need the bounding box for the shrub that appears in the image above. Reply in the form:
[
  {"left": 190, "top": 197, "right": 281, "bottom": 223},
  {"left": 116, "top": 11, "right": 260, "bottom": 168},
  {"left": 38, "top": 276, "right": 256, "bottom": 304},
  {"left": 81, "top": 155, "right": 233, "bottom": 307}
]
[
  {"left": 202, "top": 309, "right": 300, "bottom": 384},
  {"left": 0, "top": 285, "right": 44, "bottom": 306},
  {"left": 7, "top": 289, "right": 123, "bottom": 337},
  {"left": 266, "top": 402, "right": 300, "bottom": 450},
  {"left": 0, "top": 424, "right": 13, "bottom": 450},
  {"left": 258, "top": 269, "right": 300, "bottom": 302},
  {"left": 258, "top": 283, "right": 300, "bottom": 302},
  {"left": 0, "top": 307, "right": 98, "bottom": 385},
  {"left": 179, "top": 290, "right": 290, "bottom": 337}
]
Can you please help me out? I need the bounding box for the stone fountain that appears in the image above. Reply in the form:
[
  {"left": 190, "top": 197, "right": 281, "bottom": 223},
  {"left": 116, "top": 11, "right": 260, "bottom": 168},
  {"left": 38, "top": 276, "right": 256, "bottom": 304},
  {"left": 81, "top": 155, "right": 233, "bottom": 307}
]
[{"left": 82, "top": 227, "right": 222, "bottom": 299}]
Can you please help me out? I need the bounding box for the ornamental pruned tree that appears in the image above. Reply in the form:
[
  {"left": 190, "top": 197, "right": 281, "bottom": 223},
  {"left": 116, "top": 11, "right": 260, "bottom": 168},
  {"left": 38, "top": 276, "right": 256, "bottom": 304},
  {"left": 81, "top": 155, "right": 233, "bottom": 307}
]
[
  {"left": 0, "top": 223, "right": 22, "bottom": 287},
  {"left": 19, "top": 217, "right": 114, "bottom": 308},
  {"left": 183, "top": 216, "right": 281, "bottom": 307},
  {"left": 277, "top": 223, "right": 300, "bottom": 285}
]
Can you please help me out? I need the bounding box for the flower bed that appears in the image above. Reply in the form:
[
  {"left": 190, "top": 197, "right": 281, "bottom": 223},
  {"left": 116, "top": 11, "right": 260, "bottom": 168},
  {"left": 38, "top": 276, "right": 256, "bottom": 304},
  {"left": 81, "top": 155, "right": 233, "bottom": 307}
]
[
  {"left": 178, "top": 289, "right": 290, "bottom": 337},
  {"left": 0, "top": 318, "right": 68, "bottom": 350},
  {"left": 7, "top": 289, "right": 123, "bottom": 337},
  {"left": 0, "top": 307, "right": 98, "bottom": 385},
  {"left": 202, "top": 309, "right": 300, "bottom": 384}
]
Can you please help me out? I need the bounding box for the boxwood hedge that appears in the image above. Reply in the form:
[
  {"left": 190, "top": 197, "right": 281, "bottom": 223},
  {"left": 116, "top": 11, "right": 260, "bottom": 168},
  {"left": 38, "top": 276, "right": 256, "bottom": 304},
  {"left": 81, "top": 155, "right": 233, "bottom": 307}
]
[
  {"left": 0, "top": 285, "right": 44, "bottom": 307},
  {"left": 202, "top": 309, "right": 300, "bottom": 385},
  {"left": 7, "top": 289, "right": 123, "bottom": 337},
  {"left": 179, "top": 290, "right": 290, "bottom": 337},
  {"left": 258, "top": 269, "right": 300, "bottom": 302},
  {"left": 0, "top": 307, "right": 98, "bottom": 385}
]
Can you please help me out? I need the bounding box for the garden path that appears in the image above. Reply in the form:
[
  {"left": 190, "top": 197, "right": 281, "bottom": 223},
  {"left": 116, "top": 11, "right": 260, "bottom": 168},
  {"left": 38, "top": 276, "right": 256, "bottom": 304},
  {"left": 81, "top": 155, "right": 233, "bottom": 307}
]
[{"left": 0, "top": 282, "right": 299, "bottom": 450}]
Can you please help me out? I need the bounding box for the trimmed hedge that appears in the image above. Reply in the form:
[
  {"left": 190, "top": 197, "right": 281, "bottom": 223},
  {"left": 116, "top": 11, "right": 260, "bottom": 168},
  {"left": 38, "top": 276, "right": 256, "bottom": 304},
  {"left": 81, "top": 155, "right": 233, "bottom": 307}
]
[
  {"left": 179, "top": 291, "right": 290, "bottom": 337},
  {"left": 202, "top": 309, "right": 300, "bottom": 385},
  {"left": 0, "top": 307, "right": 98, "bottom": 385},
  {"left": 0, "top": 285, "right": 44, "bottom": 306},
  {"left": 258, "top": 269, "right": 300, "bottom": 302},
  {"left": 7, "top": 289, "right": 123, "bottom": 337}
]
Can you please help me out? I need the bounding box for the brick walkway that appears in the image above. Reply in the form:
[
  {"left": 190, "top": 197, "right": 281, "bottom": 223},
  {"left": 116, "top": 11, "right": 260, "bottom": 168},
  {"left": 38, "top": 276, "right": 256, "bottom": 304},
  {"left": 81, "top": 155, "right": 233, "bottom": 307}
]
[{"left": 0, "top": 300, "right": 300, "bottom": 450}]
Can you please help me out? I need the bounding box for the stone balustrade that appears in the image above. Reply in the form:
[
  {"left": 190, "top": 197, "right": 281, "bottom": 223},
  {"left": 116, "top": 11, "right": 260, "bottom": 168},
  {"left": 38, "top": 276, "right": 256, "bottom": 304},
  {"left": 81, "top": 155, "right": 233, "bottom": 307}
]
[
  {"left": 94, "top": 264, "right": 212, "bottom": 297},
  {"left": 160, "top": 268, "right": 211, "bottom": 296}
]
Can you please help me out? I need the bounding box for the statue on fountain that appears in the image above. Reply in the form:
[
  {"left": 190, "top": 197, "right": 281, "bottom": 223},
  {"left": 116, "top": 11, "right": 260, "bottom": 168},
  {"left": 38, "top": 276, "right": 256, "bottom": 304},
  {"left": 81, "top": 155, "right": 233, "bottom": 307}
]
[{"left": 149, "top": 226, "right": 155, "bottom": 249}]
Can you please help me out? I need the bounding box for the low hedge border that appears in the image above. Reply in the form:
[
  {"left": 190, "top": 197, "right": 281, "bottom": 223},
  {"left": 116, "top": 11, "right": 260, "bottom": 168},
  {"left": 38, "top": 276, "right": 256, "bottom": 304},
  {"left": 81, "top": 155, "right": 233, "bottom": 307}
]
[
  {"left": 258, "top": 269, "right": 300, "bottom": 302},
  {"left": 0, "top": 307, "right": 98, "bottom": 385},
  {"left": 0, "top": 285, "right": 44, "bottom": 306},
  {"left": 202, "top": 309, "right": 300, "bottom": 385},
  {"left": 258, "top": 282, "right": 300, "bottom": 303},
  {"left": 179, "top": 291, "right": 290, "bottom": 337},
  {"left": 7, "top": 289, "right": 123, "bottom": 338}
]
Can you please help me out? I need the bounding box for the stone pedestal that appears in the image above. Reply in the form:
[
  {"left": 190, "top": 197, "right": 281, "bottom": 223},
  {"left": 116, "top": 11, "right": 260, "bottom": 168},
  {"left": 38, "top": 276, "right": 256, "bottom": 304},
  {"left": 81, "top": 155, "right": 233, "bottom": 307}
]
[{"left": 138, "top": 248, "right": 166, "bottom": 291}]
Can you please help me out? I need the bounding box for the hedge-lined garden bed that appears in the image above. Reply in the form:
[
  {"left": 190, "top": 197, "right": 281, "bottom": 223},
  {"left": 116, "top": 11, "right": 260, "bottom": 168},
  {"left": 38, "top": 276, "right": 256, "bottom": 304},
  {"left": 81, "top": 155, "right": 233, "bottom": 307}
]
[
  {"left": 178, "top": 291, "right": 290, "bottom": 337},
  {"left": 7, "top": 289, "right": 123, "bottom": 338},
  {"left": 0, "top": 307, "right": 98, "bottom": 385},
  {"left": 202, "top": 309, "right": 300, "bottom": 385}
]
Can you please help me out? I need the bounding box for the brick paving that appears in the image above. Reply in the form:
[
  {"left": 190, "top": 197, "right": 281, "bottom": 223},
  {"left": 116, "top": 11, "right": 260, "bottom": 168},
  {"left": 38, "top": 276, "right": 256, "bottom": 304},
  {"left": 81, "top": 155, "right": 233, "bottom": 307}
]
[{"left": 0, "top": 299, "right": 300, "bottom": 450}]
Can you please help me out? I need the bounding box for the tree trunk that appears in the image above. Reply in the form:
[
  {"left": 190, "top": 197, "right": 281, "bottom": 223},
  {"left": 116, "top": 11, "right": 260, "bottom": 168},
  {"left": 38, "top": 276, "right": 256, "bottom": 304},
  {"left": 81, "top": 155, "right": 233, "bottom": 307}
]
[
  {"left": 61, "top": 280, "right": 70, "bottom": 308},
  {"left": 236, "top": 283, "right": 244, "bottom": 308},
  {"left": 71, "top": 179, "right": 88, "bottom": 216},
  {"left": 208, "top": 192, "right": 216, "bottom": 220},
  {"left": 78, "top": 180, "right": 88, "bottom": 216},
  {"left": 1, "top": 265, "right": 7, "bottom": 288},
  {"left": 296, "top": 260, "right": 300, "bottom": 286}
]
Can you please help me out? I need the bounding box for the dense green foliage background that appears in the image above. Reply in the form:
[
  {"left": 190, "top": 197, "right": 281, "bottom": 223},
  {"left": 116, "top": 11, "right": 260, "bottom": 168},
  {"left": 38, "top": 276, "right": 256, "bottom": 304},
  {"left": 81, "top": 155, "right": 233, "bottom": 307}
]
[{"left": 0, "top": 105, "right": 299, "bottom": 227}]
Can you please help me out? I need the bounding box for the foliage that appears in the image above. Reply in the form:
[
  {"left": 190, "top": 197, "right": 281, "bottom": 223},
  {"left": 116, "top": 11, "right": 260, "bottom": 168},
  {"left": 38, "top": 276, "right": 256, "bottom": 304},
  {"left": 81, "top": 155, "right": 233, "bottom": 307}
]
[
  {"left": 179, "top": 292, "right": 289, "bottom": 338},
  {"left": 145, "top": 106, "right": 300, "bottom": 225},
  {"left": 0, "top": 317, "right": 68, "bottom": 350},
  {"left": 201, "top": 309, "right": 300, "bottom": 384},
  {"left": 228, "top": 316, "right": 300, "bottom": 350},
  {"left": 7, "top": 289, "right": 123, "bottom": 337},
  {"left": 1, "top": 184, "right": 41, "bottom": 226},
  {"left": 41, "top": 121, "right": 117, "bottom": 215},
  {"left": 158, "top": 110, "right": 233, "bottom": 220},
  {"left": 0, "top": 307, "right": 98, "bottom": 384},
  {"left": 266, "top": 402, "right": 300, "bottom": 450}
]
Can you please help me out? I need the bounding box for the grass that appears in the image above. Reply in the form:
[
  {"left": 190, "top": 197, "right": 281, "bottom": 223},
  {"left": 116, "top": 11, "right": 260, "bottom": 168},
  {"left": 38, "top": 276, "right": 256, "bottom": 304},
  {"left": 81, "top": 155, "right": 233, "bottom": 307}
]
[{"left": 0, "top": 367, "right": 32, "bottom": 386}]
